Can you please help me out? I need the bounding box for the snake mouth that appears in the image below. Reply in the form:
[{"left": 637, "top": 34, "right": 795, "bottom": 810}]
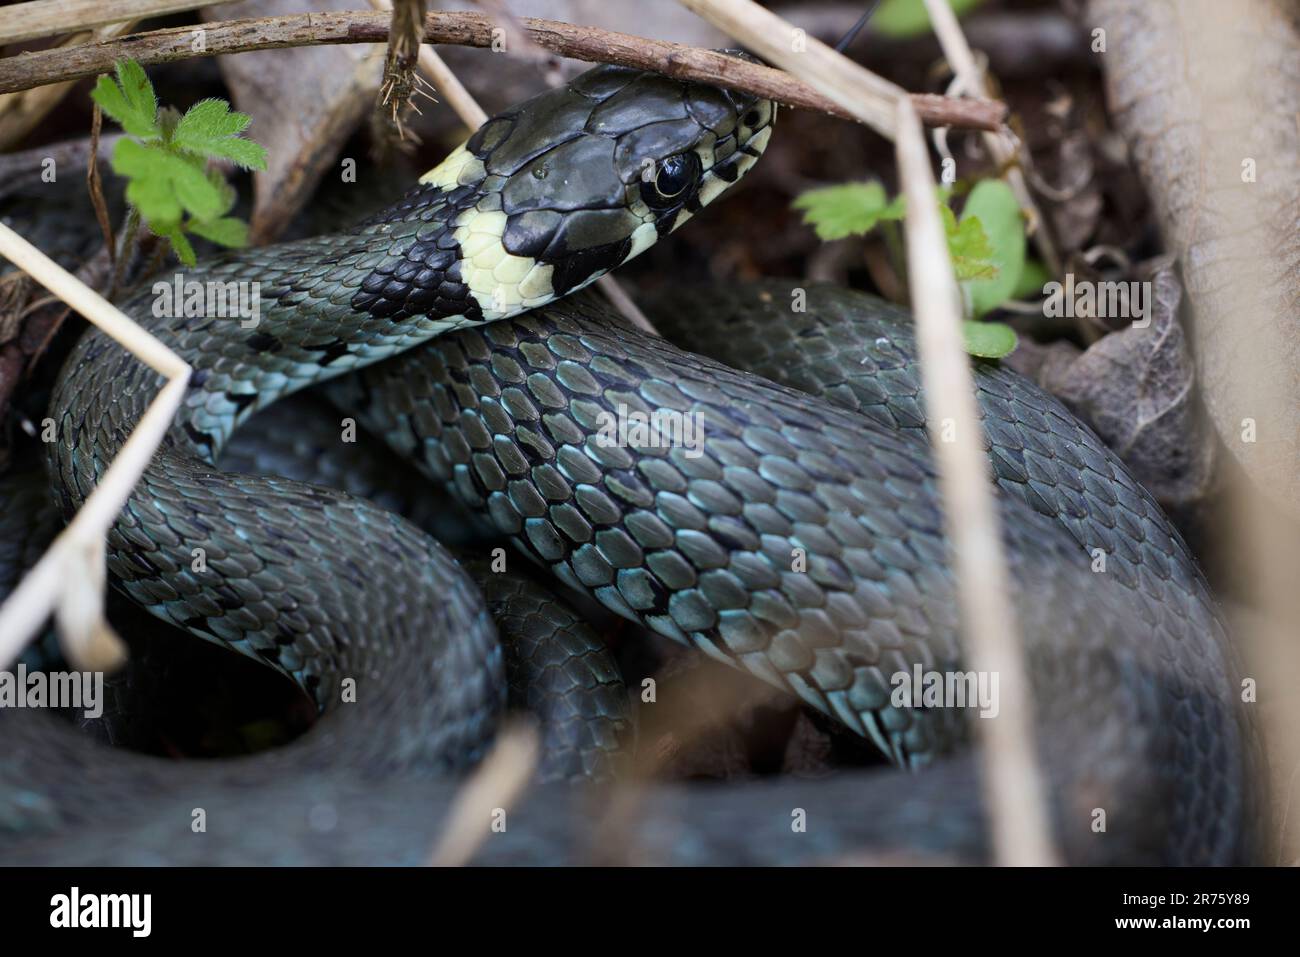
[{"left": 401, "top": 62, "right": 776, "bottom": 318}]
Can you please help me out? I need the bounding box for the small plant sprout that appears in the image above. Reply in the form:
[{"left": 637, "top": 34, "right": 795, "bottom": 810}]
[
  {"left": 793, "top": 177, "right": 1026, "bottom": 358},
  {"left": 91, "top": 59, "right": 267, "bottom": 266}
]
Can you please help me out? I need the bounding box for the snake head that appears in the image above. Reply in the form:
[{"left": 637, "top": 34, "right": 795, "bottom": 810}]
[{"left": 414, "top": 61, "right": 776, "bottom": 318}]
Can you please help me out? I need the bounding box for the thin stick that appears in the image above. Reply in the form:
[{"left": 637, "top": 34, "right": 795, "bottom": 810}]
[
  {"left": 593, "top": 274, "right": 656, "bottom": 334},
  {"left": 922, "top": 0, "right": 1061, "bottom": 275},
  {"left": 894, "top": 98, "right": 1056, "bottom": 867},
  {"left": 414, "top": 38, "right": 486, "bottom": 129},
  {"left": 676, "top": 0, "right": 904, "bottom": 140},
  {"left": 0, "top": 0, "right": 237, "bottom": 46},
  {"left": 0, "top": 12, "right": 1005, "bottom": 132},
  {"left": 685, "top": 0, "right": 1055, "bottom": 866},
  {"left": 0, "top": 223, "right": 190, "bottom": 672},
  {"left": 87, "top": 104, "right": 115, "bottom": 268},
  {"left": 0, "top": 23, "right": 126, "bottom": 149},
  {"left": 0, "top": 131, "right": 120, "bottom": 180},
  {"left": 367, "top": 0, "right": 487, "bottom": 129},
  {"left": 473, "top": 0, "right": 557, "bottom": 71},
  {"left": 428, "top": 721, "right": 539, "bottom": 866}
]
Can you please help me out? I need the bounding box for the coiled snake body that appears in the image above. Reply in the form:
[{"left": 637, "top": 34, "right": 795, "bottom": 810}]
[{"left": 0, "top": 62, "right": 1254, "bottom": 864}]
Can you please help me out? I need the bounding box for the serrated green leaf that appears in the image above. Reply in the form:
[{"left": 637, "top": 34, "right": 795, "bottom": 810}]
[
  {"left": 173, "top": 98, "right": 267, "bottom": 170},
  {"left": 206, "top": 170, "right": 238, "bottom": 217},
  {"left": 940, "top": 204, "right": 999, "bottom": 282},
  {"left": 961, "top": 180, "right": 1025, "bottom": 316},
  {"left": 90, "top": 75, "right": 131, "bottom": 128},
  {"left": 950, "top": 217, "right": 999, "bottom": 281},
  {"left": 189, "top": 216, "right": 249, "bottom": 248},
  {"left": 124, "top": 174, "right": 181, "bottom": 225},
  {"left": 792, "top": 182, "right": 905, "bottom": 241},
  {"left": 113, "top": 140, "right": 178, "bottom": 222},
  {"left": 111, "top": 139, "right": 225, "bottom": 223},
  {"left": 177, "top": 98, "right": 252, "bottom": 140},
  {"left": 962, "top": 320, "right": 1018, "bottom": 359},
  {"left": 91, "top": 69, "right": 158, "bottom": 138},
  {"left": 208, "top": 136, "right": 268, "bottom": 171},
  {"left": 116, "top": 60, "right": 157, "bottom": 126},
  {"left": 167, "top": 157, "right": 224, "bottom": 221},
  {"left": 875, "top": 0, "right": 986, "bottom": 38},
  {"left": 108, "top": 136, "right": 152, "bottom": 176}
]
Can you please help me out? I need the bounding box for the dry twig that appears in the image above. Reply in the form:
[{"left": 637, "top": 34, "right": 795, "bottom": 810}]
[
  {"left": 369, "top": 0, "right": 486, "bottom": 129},
  {"left": 0, "top": 0, "right": 237, "bottom": 46},
  {"left": 677, "top": 0, "right": 906, "bottom": 139},
  {"left": 682, "top": 0, "right": 1055, "bottom": 866},
  {"left": 0, "top": 224, "right": 190, "bottom": 672},
  {"left": 0, "top": 11, "right": 1005, "bottom": 132},
  {"left": 922, "top": 0, "right": 1061, "bottom": 276},
  {"left": 0, "top": 20, "right": 136, "bottom": 148},
  {"left": 376, "top": 0, "right": 427, "bottom": 130},
  {"left": 894, "top": 97, "right": 1056, "bottom": 867},
  {"left": 427, "top": 721, "right": 539, "bottom": 866}
]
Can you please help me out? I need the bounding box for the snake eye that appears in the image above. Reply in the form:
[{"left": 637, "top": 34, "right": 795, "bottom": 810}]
[{"left": 641, "top": 153, "right": 701, "bottom": 210}]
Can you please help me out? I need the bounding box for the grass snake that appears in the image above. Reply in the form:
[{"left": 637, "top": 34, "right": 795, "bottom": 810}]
[{"left": 0, "top": 61, "right": 1255, "bottom": 864}]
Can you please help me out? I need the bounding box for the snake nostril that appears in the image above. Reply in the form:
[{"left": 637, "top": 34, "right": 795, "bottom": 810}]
[{"left": 744, "top": 109, "right": 761, "bottom": 127}]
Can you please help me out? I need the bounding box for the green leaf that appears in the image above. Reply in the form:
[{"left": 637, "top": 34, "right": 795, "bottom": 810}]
[
  {"left": 90, "top": 61, "right": 159, "bottom": 138},
  {"left": 90, "top": 76, "right": 135, "bottom": 133},
  {"left": 960, "top": 180, "right": 1025, "bottom": 316},
  {"left": 940, "top": 204, "right": 999, "bottom": 282},
  {"left": 206, "top": 171, "right": 238, "bottom": 217},
  {"left": 792, "top": 181, "right": 905, "bottom": 241},
  {"left": 209, "top": 136, "right": 269, "bottom": 171},
  {"left": 168, "top": 158, "right": 225, "bottom": 220},
  {"left": 875, "top": 0, "right": 986, "bottom": 38},
  {"left": 91, "top": 60, "right": 265, "bottom": 269},
  {"left": 189, "top": 216, "right": 249, "bottom": 249},
  {"left": 113, "top": 140, "right": 180, "bottom": 222},
  {"left": 115, "top": 61, "right": 157, "bottom": 128},
  {"left": 110, "top": 139, "right": 226, "bottom": 224},
  {"left": 124, "top": 174, "right": 181, "bottom": 226},
  {"left": 173, "top": 98, "right": 267, "bottom": 170},
  {"left": 176, "top": 98, "right": 251, "bottom": 140},
  {"left": 962, "top": 320, "right": 1018, "bottom": 359},
  {"left": 1012, "top": 258, "right": 1051, "bottom": 300},
  {"left": 108, "top": 136, "right": 152, "bottom": 175}
]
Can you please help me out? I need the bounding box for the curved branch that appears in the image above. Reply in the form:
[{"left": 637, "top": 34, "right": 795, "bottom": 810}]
[{"left": 0, "top": 11, "right": 1006, "bottom": 131}]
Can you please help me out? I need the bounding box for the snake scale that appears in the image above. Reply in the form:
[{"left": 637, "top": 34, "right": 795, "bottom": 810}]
[{"left": 0, "top": 60, "right": 1255, "bottom": 864}]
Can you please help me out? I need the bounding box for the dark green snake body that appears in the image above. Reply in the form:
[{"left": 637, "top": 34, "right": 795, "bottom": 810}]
[{"left": 0, "top": 62, "right": 1255, "bottom": 864}]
